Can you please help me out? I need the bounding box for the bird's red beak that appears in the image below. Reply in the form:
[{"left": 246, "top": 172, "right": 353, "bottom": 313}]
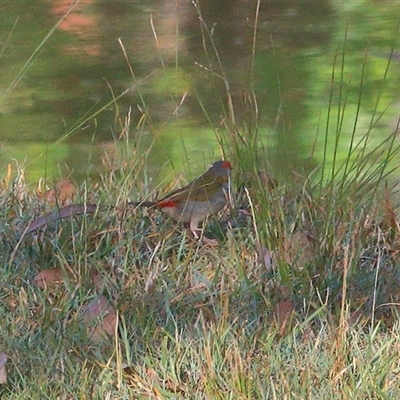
[{"left": 222, "top": 161, "right": 232, "bottom": 169}]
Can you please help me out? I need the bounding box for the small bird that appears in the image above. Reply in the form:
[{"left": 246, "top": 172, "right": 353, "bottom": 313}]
[
  {"left": 21, "top": 160, "right": 232, "bottom": 239},
  {"left": 134, "top": 160, "right": 232, "bottom": 238}
]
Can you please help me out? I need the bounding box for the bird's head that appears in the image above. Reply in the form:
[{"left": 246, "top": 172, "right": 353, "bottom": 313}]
[{"left": 209, "top": 160, "right": 232, "bottom": 177}]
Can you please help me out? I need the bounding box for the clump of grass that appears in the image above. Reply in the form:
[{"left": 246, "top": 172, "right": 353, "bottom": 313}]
[{"left": 2, "top": 99, "right": 400, "bottom": 397}]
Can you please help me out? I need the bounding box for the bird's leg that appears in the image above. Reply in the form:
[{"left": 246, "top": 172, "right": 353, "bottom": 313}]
[
  {"left": 191, "top": 228, "right": 202, "bottom": 239},
  {"left": 189, "top": 220, "right": 219, "bottom": 245},
  {"left": 187, "top": 220, "right": 201, "bottom": 239}
]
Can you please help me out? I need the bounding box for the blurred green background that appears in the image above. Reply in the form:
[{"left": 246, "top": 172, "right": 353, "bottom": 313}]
[{"left": 1, "top": 0, "right": 399, "bottom": 182}]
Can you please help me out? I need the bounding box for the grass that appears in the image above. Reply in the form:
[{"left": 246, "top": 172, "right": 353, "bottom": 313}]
[
  {"left": 1, "top": 116, "right": 400, "bottom": 398},
  {"left": 2, "top": 2, "right": 400, "bottom": 399}
]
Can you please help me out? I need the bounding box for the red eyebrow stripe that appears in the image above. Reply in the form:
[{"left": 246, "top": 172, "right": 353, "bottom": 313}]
[{"left": 222, "top": 161, "right": 232, "bottom": 169}]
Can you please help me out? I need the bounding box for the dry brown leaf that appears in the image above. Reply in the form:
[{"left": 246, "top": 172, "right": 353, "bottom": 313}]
[
  {"left": 83, "top": 295, "right": 117, "bottom": 342},
  {"left": 0, "top": 352, "right": 8, "bottom": 384},
  {"left": 282, "top": 231, "right": 315, "bottom": 269},
  {"left": 255, "top": 241, "right": 273, "bottom": 272},
  {"left": 268, "top": 300, "right": 295, "bottom": 337},
  {"left": 5, "top": 294, "right": 18, "bottom": 312},
  {"left": 34, "top": 267, "right": 74, "bottom": 289},
  {"left": 39, "top": 179, "right": 77, "bottom": 206}
]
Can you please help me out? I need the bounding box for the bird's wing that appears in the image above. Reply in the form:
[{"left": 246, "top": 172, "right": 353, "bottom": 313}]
[{"left": 159, "top": 174, "right": 224, "bottom": 204}]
